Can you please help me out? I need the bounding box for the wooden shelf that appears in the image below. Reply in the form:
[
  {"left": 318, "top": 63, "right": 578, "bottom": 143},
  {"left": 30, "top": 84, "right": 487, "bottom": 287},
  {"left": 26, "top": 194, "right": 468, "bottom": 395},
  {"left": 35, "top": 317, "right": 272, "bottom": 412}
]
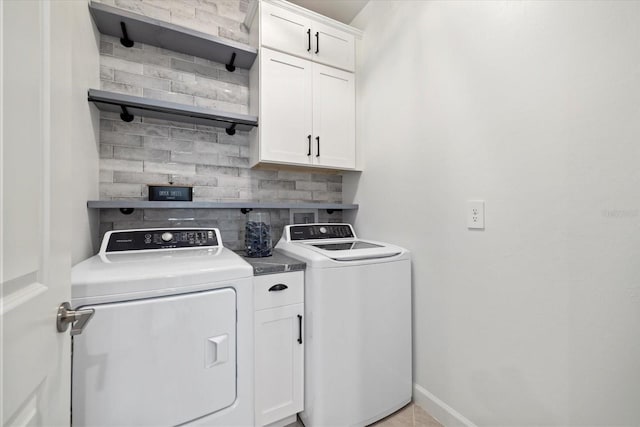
[
  {"left": 88, "top": 89, "right": 258, "bottom": 131},
  {"left": 89, "top": 1, "right": 257, "bottom": 70},
  {"left": 87, "top": 200, "right": 358, "bottom": 211}
]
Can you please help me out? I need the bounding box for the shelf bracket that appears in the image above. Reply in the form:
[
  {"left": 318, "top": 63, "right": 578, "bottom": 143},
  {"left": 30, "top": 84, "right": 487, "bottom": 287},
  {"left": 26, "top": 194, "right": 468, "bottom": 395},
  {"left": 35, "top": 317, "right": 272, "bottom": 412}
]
[
  {"left": 225, "top": 52, "right": 236, "bottom": 72},
  {"left": 240, "top": 208, "right": 253, "bottom": 214},
  {"left": 225, "top": 123, "right": 237, "bottom": 136},
  {"left": 119, "top": 208, "right": 135, "bottom": 215},
  {"left": 119, "top": 22, "right": 134, "bottom": 48},
  {"left": 119, "top": 105, "right": 134, "bottom": 122}
]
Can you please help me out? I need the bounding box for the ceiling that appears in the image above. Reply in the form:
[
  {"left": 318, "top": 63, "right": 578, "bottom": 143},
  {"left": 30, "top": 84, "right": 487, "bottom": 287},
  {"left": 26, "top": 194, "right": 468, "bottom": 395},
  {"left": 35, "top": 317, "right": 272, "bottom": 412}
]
[{"left": 287, "top": 0, "right": 369, "bottom": 24}]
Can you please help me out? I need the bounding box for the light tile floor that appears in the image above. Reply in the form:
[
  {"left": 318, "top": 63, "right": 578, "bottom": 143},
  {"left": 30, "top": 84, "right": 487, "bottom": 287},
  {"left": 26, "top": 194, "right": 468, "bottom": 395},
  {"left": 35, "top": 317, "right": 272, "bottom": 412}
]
[
  {"left": 371, "top": 403, "right": 443, "bottom": 427},
  {"left": 289, "top": 403, "right": 443, "bottom": 427}
]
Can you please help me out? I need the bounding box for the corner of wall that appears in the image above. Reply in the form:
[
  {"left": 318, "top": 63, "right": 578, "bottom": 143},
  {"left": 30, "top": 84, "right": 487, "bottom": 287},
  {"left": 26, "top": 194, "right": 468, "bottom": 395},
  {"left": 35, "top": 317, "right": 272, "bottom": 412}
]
[
  {"left": 70, "top": 0, "right": 101, "bottom": 264},
  {"left": 413, "top": 383, "right": 477, "bottom": 427}
]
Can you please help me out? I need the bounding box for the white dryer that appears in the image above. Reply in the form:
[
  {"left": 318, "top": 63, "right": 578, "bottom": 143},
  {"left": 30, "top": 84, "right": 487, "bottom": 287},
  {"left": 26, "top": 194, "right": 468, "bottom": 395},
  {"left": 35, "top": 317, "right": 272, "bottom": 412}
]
[
  {"left": 71, "top": 228, "right": 254, "bottom": 427},
  {"left": 276, "top": 224, "right": 412, "bottom": 427}
]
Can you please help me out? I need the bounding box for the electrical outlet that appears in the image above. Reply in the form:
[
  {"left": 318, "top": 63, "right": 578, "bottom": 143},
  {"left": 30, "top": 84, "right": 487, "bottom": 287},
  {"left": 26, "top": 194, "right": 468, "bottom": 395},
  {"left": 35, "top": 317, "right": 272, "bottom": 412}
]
[{"left": 467, "top": 200, "right": 485, "bottom": 229}]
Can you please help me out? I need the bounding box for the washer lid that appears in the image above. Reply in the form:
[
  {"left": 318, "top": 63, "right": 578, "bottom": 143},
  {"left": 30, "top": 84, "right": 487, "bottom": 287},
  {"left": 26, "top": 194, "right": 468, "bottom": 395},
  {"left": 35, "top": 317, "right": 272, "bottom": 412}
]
[
  {"left": 279, "top": 223, "right": 404, "bottom": 262},
  {"left": 300, "top": 239, "right": 402, "bottom": 261},
  {"left": 71, "top": 246, "right": 253, "bottom": 305}
]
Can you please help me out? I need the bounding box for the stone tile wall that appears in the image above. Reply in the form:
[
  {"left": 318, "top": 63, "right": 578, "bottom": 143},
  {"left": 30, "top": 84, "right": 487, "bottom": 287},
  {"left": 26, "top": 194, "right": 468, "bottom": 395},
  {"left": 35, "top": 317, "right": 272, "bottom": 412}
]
[{"left": 96, "top": 0, "right": 343, "bottom": 250}]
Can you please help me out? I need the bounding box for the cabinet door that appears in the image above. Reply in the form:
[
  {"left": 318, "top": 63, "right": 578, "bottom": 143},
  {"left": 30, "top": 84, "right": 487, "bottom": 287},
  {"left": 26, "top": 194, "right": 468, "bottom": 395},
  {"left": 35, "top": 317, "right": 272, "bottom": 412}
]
[
  {"left": 261, "top": 1, "right": 312, "bottom": 59},
  {"left": 255, "top": 303, "right": 304, "bottom": 427},
  {"left": 260, "top": 48, "right": 313, "bottom": 165},
  {"left": 312, "top": 63, "right": 356, "bottom": 169},
  {"left": 312, "top": 21, "right": 355, "bottom": 72}
]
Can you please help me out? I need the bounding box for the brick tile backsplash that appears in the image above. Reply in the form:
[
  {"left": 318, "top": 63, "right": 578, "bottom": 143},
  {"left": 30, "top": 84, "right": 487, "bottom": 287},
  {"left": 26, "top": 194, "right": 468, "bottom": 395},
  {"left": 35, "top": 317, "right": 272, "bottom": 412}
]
[
  {"left": 101, "top": 158, "right": 144, "bottom": 172},
  {"left": 113, "top": 171, "right": 170, "bottom": 185},
  {"left": 96, "top": 0, "right": 344, "bottom": 250}
]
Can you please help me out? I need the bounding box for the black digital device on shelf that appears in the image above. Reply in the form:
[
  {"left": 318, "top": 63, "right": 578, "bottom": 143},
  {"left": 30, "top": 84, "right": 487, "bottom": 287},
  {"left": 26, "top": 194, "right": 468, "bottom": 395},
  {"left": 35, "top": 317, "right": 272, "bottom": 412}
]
[{"left": 148, "top": 185, "right": 193, "bottom": 202}]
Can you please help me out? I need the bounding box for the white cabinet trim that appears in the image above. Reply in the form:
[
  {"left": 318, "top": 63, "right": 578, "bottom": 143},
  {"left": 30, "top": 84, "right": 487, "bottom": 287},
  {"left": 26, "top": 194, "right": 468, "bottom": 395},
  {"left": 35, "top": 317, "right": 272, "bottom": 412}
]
[{"left": 246, "top": 0, "right": 363, "bottom": 39}]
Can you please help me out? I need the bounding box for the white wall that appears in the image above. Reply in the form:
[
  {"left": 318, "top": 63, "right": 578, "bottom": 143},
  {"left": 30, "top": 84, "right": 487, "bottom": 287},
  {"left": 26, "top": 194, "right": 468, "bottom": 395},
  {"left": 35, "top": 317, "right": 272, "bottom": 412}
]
[
  {"left": 346, "top": 1, "right": 640, "bottom": 425},
  {"left": 70, "top": 0, "right": 100, "bottom": 263}
]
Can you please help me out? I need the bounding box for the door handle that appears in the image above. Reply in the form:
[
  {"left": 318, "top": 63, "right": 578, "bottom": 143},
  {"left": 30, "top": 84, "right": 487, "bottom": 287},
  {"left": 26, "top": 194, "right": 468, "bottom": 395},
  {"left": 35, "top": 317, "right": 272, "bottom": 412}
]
[
  {"left": 315, "top": 136, "right": 320, "bottom": 157},
  {"left": 307, "top": 134, "right": 312, "bottom": 156},
  {"left": 307, "top": 28, "right": 311, "bottom": 52},
  {"left": 56, "top": 302, "right": 95, "bottom": 336},
  {"left": 315, "top": 32, "right": 319, "bottom": 54},
  {"left": 297, "top": 314, "right": 303, "bottom": 344},
  {"left": 269, "top": 284, "right": 288, "bottom": 292}
]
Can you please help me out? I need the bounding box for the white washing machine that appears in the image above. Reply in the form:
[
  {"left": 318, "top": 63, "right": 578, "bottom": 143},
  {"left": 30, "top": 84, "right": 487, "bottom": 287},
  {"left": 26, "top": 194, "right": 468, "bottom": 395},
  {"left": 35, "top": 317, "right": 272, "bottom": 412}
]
[
  {"left": 276, "top": 223, "right": 412, "bottom": 427},
  {"left": 71, "top": 228, "right": 254, "bottom": 427}
]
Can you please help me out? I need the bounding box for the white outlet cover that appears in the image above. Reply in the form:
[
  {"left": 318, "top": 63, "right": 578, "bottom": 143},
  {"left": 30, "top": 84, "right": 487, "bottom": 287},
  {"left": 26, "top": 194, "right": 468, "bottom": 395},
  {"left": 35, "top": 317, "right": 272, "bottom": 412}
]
[{"left": 467, "top": 200, "right": 485, "bottom": 229}]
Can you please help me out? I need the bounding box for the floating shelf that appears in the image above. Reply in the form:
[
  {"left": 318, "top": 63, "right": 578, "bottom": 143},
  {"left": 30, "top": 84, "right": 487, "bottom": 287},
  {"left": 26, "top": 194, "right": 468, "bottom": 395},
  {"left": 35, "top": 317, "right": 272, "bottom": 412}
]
[
  {"left": 88, "top": 89, "right": 258, "bottom": 132},
  {"left": 87, "top": 201, "right": 358, "bottom": 211},
  {"left": 89, "top": 1, "right": 257, "bottom": 70}
]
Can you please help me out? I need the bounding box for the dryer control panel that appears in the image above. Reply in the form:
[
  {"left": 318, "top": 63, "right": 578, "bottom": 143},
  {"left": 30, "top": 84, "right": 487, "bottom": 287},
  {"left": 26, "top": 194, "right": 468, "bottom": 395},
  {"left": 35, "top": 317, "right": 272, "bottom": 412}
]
[
  {"left": 289, "top": 224, "right": 355, "bottom": 241},
  {"left": 104, "top": 229, "right": 220, "bottom": 252}
]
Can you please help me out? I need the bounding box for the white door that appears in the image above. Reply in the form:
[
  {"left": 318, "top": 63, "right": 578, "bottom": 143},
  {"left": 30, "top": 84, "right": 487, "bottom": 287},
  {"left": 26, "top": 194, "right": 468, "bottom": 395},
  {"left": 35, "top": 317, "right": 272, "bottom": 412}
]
[
  {"left": 261, "top": 1, "right": 312, "bottom": 60},
  {"left": 1, "top": 1, "right": 74, "bottom": 425},
  {"left": 260, "top": 48, "right": 313, "bottom": 166},
  {"left": 254, "top": 303, "right": 304, "bottom": 427},
  {"left": 312, "top": 63, "right": 356, "bottom": 169},
  {"left": 312, "top": 21, "right": 355, "bottom": 72}
]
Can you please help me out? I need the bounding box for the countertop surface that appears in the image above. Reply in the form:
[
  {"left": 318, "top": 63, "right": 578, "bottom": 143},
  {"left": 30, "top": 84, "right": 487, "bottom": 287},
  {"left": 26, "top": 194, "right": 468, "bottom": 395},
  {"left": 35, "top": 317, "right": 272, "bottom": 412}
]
[{"left": 237, "top": 249, "right": 306, "bottom": 276}]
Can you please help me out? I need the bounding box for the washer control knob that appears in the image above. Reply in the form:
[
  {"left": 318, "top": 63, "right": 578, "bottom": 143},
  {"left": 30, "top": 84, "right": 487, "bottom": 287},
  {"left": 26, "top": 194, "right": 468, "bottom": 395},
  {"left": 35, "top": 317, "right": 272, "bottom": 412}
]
[
  {"left": 319, "top": 226, "right": 327, "bottom": 234},
  {"left": 161, "top": 232, "right": 173, "bottom": 242}
]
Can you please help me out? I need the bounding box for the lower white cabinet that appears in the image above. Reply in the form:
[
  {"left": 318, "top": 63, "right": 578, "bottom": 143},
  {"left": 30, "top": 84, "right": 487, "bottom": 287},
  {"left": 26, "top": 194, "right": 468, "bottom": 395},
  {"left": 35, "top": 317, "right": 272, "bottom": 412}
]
[{"left": 254, "top": 272, "right": 304, "bottom": 427}]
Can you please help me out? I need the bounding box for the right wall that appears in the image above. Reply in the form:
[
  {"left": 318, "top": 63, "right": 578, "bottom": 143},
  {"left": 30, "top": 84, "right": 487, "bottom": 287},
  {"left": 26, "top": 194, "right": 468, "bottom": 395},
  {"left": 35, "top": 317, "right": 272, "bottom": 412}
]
[{"left": 345, "top": 2, "right": 640, "bottom": 425}]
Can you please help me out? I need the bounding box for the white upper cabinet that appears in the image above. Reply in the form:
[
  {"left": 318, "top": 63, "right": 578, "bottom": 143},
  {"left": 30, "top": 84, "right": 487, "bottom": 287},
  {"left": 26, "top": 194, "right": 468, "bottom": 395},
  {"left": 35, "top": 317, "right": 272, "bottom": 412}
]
[
  {"left": 248, "top": 0, "right": 361, "bottom": 170},
  {"left": 259, "top": 48, "right": 313, "bottom": 166},
  {"left": 261, "top": 1, "right": 313, "bottom": 60},
  {"left": 312, "top": 63, "right": 355, "bottom": 169},
  {"left": 312, "top": 20, "right": 355, "bottom": 72},
  {"left": 252, "top": 48, "right": 355, "bottom": 169},
  {"left": 257, "top": 0, "right": 356, "bottom": 72}
]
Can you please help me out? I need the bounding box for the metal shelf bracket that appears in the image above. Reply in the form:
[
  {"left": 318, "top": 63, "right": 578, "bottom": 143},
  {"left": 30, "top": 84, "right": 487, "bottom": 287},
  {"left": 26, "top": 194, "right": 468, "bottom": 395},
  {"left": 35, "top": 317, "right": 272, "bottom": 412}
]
[
  {"left": 119, "top": 22, "right": 134, "bottom": 47},
  {"left": 226, "top": 52, "right": 236, "bottom": 72}
]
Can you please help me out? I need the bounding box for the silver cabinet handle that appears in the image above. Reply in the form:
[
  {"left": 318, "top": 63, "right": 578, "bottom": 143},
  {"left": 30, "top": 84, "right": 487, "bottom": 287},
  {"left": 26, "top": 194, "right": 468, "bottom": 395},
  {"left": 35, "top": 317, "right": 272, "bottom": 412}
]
[{"left": 57, "top": 302, "right": 95, "bottom": 336}]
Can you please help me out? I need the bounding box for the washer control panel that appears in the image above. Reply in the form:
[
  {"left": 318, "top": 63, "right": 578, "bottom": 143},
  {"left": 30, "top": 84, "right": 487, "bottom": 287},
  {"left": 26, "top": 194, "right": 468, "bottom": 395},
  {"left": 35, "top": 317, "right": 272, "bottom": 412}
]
[
  {"left": 289, "top": 224, "right": 355, "bottom": 241},
  {"left": 105, "top": 229, "right": 219, "bottom": 252}
]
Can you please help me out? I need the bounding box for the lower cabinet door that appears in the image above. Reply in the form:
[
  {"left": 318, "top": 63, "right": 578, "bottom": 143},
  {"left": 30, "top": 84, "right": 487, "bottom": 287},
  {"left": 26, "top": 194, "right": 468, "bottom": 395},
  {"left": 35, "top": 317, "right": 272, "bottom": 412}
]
[{"left": 255, "top": 303, "right": 304, "bottom": 426}]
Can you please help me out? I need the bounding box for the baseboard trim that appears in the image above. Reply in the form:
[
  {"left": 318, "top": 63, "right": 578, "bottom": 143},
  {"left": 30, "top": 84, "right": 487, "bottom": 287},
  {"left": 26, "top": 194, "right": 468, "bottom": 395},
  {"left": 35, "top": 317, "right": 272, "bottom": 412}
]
[{"left": 413, "top": 383, "right": 477, "bottom": 427}]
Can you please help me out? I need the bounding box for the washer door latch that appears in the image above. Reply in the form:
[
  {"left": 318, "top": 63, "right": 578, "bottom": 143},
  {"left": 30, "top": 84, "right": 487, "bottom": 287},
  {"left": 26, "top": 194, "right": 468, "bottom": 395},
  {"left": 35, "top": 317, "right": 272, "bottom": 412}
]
[{"left": 56, "top": 302, "right": 95, "bottom": 336}]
